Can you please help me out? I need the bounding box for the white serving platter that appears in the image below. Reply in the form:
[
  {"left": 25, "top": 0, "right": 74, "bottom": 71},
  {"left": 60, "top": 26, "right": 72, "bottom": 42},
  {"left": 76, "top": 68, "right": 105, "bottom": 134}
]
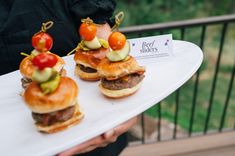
[{"left": 0, "top": 40, "right": 203, "bottom": 156}]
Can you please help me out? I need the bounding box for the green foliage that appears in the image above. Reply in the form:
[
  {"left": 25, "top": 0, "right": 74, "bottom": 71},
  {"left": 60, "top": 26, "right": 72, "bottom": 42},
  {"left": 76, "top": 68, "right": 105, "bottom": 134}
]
[
  {"left": 116, "top": 1, "right": 235, "bottom": 133},
  {"left": 116, "top": 0, "right": 235, "bottom": 27}
]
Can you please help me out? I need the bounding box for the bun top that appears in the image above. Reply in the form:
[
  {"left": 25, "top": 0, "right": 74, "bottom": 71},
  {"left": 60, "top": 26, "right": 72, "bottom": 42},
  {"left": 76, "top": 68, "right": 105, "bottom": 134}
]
[
  {"left": 19, "top": 52, "right": 65, "bottom": 79},
  {"left": 74, "top": 48, "right": 109, "bottom": 69},
  {"left": 97, "top": 56, "right": 145, "bottom": 80},
  {"left": 24, "top": 77, "right": 78, "bottom": 113}
]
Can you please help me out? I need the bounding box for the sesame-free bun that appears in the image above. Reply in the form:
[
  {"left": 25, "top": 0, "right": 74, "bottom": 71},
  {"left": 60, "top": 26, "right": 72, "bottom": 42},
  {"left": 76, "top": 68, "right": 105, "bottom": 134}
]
[
  {"left": 99, "top": 81, "right": 143, "bottom": 98},
  {"left": 19, "top": 52, "right": 65, "bottom": 79},
  {"left": 75, "top": 65, "right": 100, "bottom": 81},
  {"left": 97, "top": 56, "right": 145, "bottom": 80},
  {"left": 24, "top": 77, "right": 78, "bottom": 114},
  {"left": 35, "top": 104, "right": 84, "bottom": 133},
  {"left": 74, "top": 48, "right": 109, "bottom": 69}
]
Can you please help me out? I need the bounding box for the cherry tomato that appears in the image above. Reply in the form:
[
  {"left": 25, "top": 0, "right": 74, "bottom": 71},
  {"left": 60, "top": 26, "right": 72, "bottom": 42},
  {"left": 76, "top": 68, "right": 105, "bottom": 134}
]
[
  {"left": 108, "top": 32, "right": 126, "bottom": 50},
  {"left": 32, "top": 53, "right": 58, "bottom": 70},
  {"left": 32, "top": 32, "right": 53, "bottom": 52},
  {"left": 79, "top": 22, "right": 97, "bottom": 41}
]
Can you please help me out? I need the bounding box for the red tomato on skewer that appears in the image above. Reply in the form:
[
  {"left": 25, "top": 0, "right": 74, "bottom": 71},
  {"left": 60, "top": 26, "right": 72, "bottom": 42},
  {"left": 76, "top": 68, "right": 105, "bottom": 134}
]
[
  {"left": 32, "top": 53, "right": 58, "bottom": 70},
  {"left": 32, "top": 32, "right": 53, "bottom": 52},
  {"left": 79, "top": 22, "right": 97, "bottom": 41},
  {"left": 108, "top": 32, "right": 126, "bottom": 50}
]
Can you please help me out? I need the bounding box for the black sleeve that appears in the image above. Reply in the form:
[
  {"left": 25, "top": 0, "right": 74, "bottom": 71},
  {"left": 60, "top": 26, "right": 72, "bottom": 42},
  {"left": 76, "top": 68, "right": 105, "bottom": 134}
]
[{"left": 69, "top": 0, "right": 116, "bottom": 26}]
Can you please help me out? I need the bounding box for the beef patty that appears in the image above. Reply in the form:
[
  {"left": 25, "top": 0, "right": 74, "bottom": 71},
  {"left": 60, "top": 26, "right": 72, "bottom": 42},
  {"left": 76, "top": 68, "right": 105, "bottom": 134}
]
[
  {"left": 77, "top": 64, "right": 97, "bottom": 73},
  {"left": 32, "top": 105, "right": 75, "bottom": 126},
  {"left": 21, "top": 77, "right": 32, "bottom": 89},
  {"left": 101, "top": 73, "right": 145, "bottom": 90}
]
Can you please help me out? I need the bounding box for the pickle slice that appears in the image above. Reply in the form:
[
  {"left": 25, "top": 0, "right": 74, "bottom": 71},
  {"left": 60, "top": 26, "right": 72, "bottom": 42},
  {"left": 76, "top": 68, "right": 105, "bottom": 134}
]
[
  {"left": 40, "top": 74, "right": 60, "bottom": 94},
  {"left": 32, "top": 68, "right": 52, "bottom": 83},
  {"left": 84, "top": 36, "right": 101, "bottom": 49},
  {"left": 106, "top": 42, "right": 130, "bottom": 62}
]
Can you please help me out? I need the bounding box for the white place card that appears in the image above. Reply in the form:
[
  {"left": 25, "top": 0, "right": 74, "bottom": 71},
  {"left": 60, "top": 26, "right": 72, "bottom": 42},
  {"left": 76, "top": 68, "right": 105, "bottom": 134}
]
[{"left": 128, "top": 34, "right": 174, "bottom": 61}]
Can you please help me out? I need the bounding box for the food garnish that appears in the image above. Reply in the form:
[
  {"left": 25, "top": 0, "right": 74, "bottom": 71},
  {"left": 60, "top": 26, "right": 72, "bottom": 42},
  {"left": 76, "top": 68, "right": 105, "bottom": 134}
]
[
  {"left": 106, "top": 32, "right": 130, "bottom": 62},
  {"left": 108, "top": 32, "right": 126, "bottom": 50},
  {"left": 79, "top": 18, "right": 97, "bottom": 41},
  {"left": 32, "top": 68, "right": 53, "bottom": 83},
  {"left": 32, "top": 21, "right": 54, "bottom": 52},
  {"left": 39, "top": 72, "right": 60, "bottom": 94},
  {"left": 31, "top": 52, "right": 60, "bottom": 94},
  {"left": 32, "top": 53, "right": 58, "bottom": 70},
  {"left": 67, "top": 18, "right": 109, "bottom": 55},
  {"left": 106, "top": 41, "right": 130, "bottom": 62}
]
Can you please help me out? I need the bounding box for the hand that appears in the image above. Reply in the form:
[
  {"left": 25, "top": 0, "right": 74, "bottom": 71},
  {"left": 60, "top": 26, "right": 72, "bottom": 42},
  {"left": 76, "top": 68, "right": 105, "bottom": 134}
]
[
  {"left": 58, "top": 117, "right": 137, "bottom": 156},
  {"left": 96, "top": 23, "right": 112, "bottom": 40}
]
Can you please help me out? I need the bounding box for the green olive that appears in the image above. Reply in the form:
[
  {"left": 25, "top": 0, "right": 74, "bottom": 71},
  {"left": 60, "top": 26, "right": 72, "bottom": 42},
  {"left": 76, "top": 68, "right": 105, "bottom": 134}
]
[
  {"left": 98, "top": 38, "right": 109, "bottom": 49},
  {"left": 40, "top": 74, "right": 60, "bottom": 94}
]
